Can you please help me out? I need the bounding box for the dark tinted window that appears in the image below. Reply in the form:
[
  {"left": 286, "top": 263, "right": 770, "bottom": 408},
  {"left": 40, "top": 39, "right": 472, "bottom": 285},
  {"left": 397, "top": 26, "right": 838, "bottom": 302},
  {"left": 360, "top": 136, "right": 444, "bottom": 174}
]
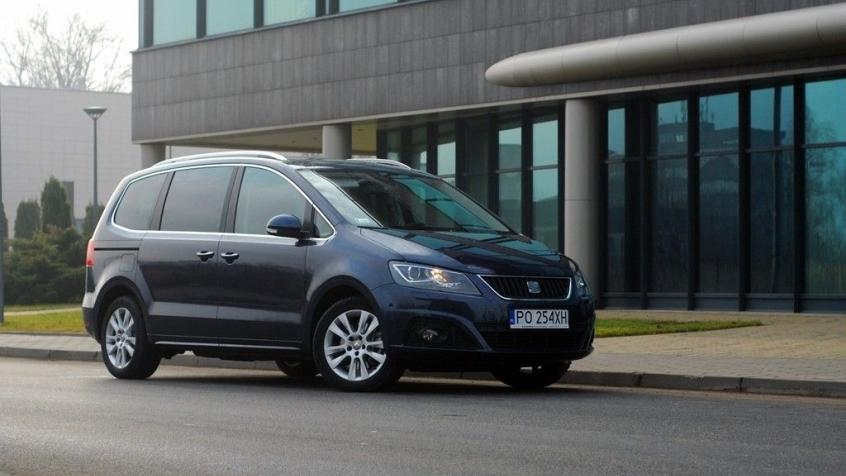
[
  {"left": 235, "top": 168, "right": 312, "bottom": 235},
  {"left": 160, "top": 167, "right": 233, "bottom": 232},
  {"left": 114, "top": 174, "right": 167, "bottom": 230}
]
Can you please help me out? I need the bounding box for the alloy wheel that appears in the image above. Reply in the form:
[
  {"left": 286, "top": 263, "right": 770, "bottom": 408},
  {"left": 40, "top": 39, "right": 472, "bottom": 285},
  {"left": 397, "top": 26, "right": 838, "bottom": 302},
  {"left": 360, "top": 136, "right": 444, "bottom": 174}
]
[
  {"left": 323, "top": 309, "right": 386, "bottom": 382},
  {"left": 104, "top": 307, "right": 136, "bottom": 369}
]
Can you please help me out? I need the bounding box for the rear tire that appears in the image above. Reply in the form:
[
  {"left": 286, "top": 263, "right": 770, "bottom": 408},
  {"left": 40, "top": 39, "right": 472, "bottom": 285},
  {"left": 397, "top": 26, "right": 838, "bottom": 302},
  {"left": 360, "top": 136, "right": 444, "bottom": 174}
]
[
  {"left": 100, "top": 296, "right": 160, "bottom": 380},
  {"left": 491, "top": 362, "right": 570, "bottom": 390},
  {"left": 313, "top": 297, "right": 404, "bottom": 392},
  {"left": 275, "top": 359, "right": 319, "bottom": 379}
]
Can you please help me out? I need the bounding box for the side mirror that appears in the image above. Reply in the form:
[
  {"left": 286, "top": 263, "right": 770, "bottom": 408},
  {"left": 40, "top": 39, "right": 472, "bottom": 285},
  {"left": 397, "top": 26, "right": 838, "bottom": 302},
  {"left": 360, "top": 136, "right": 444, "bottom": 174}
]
[{"left": 266, "top": 214, "right": 304, "bottom": 239}]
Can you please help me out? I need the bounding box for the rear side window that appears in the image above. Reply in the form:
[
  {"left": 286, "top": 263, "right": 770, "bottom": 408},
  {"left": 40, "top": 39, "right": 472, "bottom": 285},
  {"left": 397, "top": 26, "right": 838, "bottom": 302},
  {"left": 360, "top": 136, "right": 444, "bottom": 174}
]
[
  {"left": 160, "top": 167, "right": 233, "bottom": 232},
  {"left": 114, "top": 174, "right": 167, "bottom": 230},
  {"left": 235, "top": 168, "right": 308, "bottom": 235}
]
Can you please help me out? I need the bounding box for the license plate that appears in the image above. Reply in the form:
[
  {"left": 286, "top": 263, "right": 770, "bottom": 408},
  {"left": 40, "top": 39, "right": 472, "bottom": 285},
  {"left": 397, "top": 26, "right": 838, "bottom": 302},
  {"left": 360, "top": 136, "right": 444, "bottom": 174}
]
[{"left": 509, "top": 309, "right": 569, "bottom": 329}]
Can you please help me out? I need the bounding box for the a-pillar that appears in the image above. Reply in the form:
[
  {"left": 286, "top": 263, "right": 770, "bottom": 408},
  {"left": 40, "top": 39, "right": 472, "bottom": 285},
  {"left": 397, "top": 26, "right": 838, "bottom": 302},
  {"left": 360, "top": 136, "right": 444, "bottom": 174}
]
[
  {"left": 140, "top": 144, "right": 166, "bottom": 169},
  {"left": 322, "top": 124, "right": 352, "bottom": 159},
  {"left": 563, "top": 99, "right": 601, "bottom": 291}
]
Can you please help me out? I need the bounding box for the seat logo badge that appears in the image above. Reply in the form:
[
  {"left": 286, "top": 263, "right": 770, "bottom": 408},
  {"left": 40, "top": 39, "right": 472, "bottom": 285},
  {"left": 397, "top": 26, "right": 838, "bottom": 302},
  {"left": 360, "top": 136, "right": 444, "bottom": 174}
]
[{"left": 527, "top": 281, "right": 541, "bottom": 294}]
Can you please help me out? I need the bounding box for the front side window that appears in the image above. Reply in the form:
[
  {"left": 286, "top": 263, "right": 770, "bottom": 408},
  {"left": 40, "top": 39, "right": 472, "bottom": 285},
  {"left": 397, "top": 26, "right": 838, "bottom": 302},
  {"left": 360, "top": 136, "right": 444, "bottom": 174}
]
[
  {"left": 114, "top": 174, "right": 167, "bottom": 230},
  {"left": 235, "top": 168, "right": 307, "bottom": 235},
  {"left": 160, "top": 167, "right": 234, "bottom": 233},
  {"left": 304, "top": 169, "right": 511, "bottom": 233}
]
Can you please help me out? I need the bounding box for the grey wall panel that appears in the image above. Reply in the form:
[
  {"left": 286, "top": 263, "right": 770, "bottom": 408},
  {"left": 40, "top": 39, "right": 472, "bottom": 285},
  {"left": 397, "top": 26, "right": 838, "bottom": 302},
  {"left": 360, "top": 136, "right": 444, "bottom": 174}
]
[{"left": 132, "top": 0, "right": 846, "bottom": 142}]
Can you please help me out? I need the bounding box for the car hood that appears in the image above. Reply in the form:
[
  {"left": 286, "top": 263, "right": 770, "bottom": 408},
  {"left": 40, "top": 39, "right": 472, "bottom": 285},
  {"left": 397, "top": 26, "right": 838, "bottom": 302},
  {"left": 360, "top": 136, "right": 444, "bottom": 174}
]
[{"left": 360, "top": 228, "right": 572, "bottom": 277}]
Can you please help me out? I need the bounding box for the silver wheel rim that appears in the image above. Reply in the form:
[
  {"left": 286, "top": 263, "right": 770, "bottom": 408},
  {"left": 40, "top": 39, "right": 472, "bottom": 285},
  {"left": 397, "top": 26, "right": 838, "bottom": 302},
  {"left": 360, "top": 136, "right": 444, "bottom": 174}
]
[
  {"left": 105, "top": 307, "right": 136, "bottom": 370},
  {"left": 323, "top": 309, "right": 385, "bottom": 382}
]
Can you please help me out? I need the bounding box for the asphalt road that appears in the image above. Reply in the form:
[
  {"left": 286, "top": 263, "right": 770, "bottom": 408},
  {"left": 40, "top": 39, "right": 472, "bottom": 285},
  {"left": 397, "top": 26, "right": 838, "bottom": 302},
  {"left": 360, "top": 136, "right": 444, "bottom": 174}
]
[{"left": 0, "top": 359, "right": 843, "bottom": 476}]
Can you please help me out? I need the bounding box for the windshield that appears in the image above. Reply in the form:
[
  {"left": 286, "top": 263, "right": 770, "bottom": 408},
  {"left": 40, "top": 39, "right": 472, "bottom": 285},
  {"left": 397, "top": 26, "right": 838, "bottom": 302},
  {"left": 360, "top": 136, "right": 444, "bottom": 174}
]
[{"left": 300, "top": 168, "right": 512, "bottom": 233}]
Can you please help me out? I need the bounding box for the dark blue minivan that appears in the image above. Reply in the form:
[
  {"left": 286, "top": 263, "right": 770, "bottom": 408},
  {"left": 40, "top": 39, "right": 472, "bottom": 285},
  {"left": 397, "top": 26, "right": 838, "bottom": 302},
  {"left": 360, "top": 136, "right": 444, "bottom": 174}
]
[{"left": 83, "top": 151, "right": 595, "bottom": 391}]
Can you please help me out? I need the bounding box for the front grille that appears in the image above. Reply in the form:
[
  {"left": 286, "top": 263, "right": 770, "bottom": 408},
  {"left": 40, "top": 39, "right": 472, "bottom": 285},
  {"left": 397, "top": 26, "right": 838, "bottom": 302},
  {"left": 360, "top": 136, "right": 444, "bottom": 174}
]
[
  {"left": 478, "top": 329, "right": 585, "bottom": 352},
  {"left": 481, "top": 276, "right": 572, "bottom": 300}
]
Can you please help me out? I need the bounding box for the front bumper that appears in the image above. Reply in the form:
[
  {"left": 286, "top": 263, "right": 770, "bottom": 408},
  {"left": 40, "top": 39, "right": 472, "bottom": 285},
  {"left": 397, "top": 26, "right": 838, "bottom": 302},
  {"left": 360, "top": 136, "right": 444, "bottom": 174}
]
[{"left": 371, "top": 283, "right": 596, "bottom": 372}]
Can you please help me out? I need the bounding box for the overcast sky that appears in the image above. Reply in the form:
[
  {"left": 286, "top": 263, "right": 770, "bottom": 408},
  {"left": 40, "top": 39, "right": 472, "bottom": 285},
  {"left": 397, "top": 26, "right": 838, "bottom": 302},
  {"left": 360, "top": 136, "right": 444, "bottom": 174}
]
[{"left": 0, "top": 0, "right": 137, "bottom": 89}]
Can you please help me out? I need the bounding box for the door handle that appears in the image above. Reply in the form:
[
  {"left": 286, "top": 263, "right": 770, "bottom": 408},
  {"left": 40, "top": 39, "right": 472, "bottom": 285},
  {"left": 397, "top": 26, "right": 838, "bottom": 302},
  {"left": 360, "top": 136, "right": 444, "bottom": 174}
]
[
  {"left": 196, "top": 250, "right": 215, "bottom": 262},
  {"left": 220, "top": 251, "right": 240, "bottom": 264}
]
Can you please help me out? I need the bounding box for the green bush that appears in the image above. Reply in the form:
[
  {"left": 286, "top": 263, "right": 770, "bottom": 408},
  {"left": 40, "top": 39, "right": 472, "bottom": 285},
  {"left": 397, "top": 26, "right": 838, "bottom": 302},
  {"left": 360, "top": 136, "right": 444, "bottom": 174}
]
[
  {"left": 14, "top": 200, "right": 41, "bottom": 239},
  {"left": 4, "top": 228, "right": 85, "bottom": 305},
  {"left": 40, "top": 177, "right": 72, "bottom": 230}
]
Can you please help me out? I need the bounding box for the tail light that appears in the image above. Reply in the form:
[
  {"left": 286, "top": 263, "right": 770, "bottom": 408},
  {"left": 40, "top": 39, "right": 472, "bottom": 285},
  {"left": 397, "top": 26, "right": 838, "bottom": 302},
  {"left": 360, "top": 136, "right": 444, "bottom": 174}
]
[{"left": 85, "top": 240, "right": 95, "bottom": 267}]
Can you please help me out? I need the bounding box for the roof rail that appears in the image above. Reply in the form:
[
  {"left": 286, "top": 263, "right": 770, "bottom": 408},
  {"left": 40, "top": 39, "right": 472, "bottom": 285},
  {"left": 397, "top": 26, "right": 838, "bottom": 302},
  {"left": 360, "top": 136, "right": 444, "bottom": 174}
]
[
  {"left": 151, "top": 150, "right": 289, "bottom": 168},
  {"left": 347, "top": 158, "right": 412, "bottom": 169}
]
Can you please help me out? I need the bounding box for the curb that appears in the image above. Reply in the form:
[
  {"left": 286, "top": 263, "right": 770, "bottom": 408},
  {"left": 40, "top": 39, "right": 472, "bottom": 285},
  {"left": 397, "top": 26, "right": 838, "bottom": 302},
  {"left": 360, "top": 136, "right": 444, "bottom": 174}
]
[{"left": 1, "top": 345, "right": 844, "bottom": 398}]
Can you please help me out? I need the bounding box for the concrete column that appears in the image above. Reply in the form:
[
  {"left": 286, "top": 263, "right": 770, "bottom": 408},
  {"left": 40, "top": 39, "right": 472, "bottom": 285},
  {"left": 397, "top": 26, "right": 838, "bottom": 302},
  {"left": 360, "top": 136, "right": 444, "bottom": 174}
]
[
  {"left": 564, "top": 99, "right": 601, "bottom": 288},
  {"left": 140, "top": 144, "right": 166, "bottom": 169},
  {"left": 322, "top": 124, "right": 352, "bottom": 159}
]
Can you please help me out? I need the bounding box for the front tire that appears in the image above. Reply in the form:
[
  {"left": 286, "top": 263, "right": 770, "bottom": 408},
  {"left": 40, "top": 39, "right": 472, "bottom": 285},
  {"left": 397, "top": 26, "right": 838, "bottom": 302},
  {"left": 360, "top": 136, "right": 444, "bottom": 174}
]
[
  {"left": 313, "top": 297, "right": 404, "bottom": 392},
  {"left": 100, "top": 296, "right": 160, "bottom": 380},
  {"left": 492, "top": 362, "right": 570, "bottom": 390}
]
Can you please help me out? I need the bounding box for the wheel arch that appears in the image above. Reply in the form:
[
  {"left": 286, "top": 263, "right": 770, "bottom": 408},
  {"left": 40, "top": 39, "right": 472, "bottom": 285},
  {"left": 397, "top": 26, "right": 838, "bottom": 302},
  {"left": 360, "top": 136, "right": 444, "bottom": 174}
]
[
  {"left": 93, "top": 277, "right": 146, "bottom": 341},
  {"left": 304, "top": 276, "right": 380, "bottom": 352}
]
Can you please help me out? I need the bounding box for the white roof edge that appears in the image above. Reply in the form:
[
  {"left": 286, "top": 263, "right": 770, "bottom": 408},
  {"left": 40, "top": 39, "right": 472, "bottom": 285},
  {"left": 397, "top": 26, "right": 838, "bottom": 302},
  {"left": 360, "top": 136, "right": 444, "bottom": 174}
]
[{"left": 151, "top": 150, "right": 290, "bottom": 168}]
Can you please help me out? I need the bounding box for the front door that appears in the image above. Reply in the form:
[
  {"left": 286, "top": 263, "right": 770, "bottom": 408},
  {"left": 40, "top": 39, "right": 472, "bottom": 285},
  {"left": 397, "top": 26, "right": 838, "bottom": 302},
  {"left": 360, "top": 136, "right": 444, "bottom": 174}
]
[
  {"left": 214, "top": 167, "right": 310, "bottom": 348},
  {"left": 139, "top": 165, "right": 235, "bottom": 343}
]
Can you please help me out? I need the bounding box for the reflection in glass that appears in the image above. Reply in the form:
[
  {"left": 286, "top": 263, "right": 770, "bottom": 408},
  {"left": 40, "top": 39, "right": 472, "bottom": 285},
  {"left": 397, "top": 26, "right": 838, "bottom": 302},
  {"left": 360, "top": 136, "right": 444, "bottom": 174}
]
[
  {"left": 462, "top": 118, "right": 489, "bottom": 206},
  {"left": 385, "top": 130, "right": 401, "bottom": 162},
  {"left": 699, "top": 93, "right": 738, "bottom": 152},
  {"left": 607, "top": 161, "right": 640, "bottom": 292},
  {"left": 265, "top": 0, "right": 316, "bottom": 24},
  {"left": 654, "top": 100, "right": 688, "bottom": 156},
  {"left": 206, "top": 0, "right": 254, "bottom": 36},
  {"left": 750, "top": 152, "right": 794, "bottom": 293},
  {"left": 532, "top": 168, "right": 558, "bottom": 249},
  {"left": 408, "top": 127, "right": 427, "bottom": 171},
  {"left": 806, "top": 79, "right": 846, "bottom": 144},
  {"left": 499, "top": 121, "right": 522, "bottom": 170},
  {"left": 649, "top": 159, "right": 688, "bottom": 292},
  {"left": 699, "top": 155, "right": 739, "bottom": 292},
  {"left": 608, "top": 108, "right": 625, "bottom": 160},
  {"left": 806, "top": 147, "right": 846, "bottom": 294},
  {"left": 338, "top": 0, "right": 395, "bottom": 12},
  {"left": 437, "top": 123, "right": 456, "bottom": 177},
  {"left": 751, "top": 85, "right": 794, "bottom": 148},
  {"left": 498, "top": 171, "right": 522, "bottom": 231},
  {"left": 153, "top": 0, "right": 197, "bottom": 44},
  {"left": 532, "top": 116, "right": 557, "bottom": 167}
]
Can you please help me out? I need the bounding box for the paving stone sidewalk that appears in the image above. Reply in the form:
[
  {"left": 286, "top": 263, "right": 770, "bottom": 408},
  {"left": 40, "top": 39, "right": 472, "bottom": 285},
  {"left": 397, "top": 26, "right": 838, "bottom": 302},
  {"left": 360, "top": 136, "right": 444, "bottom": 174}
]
[{"left": 0, "top": 311, "right": 844, "bottom": 395}]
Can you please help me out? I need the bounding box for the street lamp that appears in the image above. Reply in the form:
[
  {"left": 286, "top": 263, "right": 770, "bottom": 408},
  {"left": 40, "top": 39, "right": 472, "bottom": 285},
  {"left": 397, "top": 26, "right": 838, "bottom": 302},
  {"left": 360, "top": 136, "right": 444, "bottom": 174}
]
[{"left": 83, "top": 106, "right": 107, "bottom": 209}]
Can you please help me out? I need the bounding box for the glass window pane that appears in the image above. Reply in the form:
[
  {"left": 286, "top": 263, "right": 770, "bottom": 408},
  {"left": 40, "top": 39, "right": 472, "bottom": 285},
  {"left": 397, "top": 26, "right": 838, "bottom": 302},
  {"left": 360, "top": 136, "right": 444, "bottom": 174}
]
[
  {"left": 608, "top": 108, "right": 625, "bottom": 160},
  {"left": 206, "top": 0, "right": 254, "bottom": 36},
  {"left": 153, "top": 0, "right": 197, "bottom": 44},
  {"left": 699, "top": 155, "right": 739, "bottom": 292},
  {"left": 161, "top": 167, "right": 233, "bottom": 232},
  {"left": 532, "top": 116, "right": 557, "bottom": 167},
  {"left": 463, "top": 117, "right": 489, "bottom": 176},
  {"left": 436, "top": 123, "right": 456, "bottom": 177},
  {"left": 408, "top": 127, "right": 427, "bottom": 171},
  {"left": 498, "top": 121, "right": 522, "bottom": 170},
  {"left": 384, "top": 130, "right": 401, "bottom": 162},
  {"left": 806, "top": 147, "right": 846, "bottom": 294},
  {"left": 115, "top": 174, "right": 167, "bottom": 230},
  {"left": 532, "top": 168, "right": 558, "bottom": 249},
  {"left": 699, "top": 93, "right": 738, "bottom": 152},
  {"left": 649, "top": 158, "right": 688, "bottom": 292},
  {"left": 653, "top": 99, "right": 688, "bottom": 156},
  {"left": 750, "top": 85, "right": 794, "bottom": 149},
  {"left": 265, "top": 0, "right": 316, "bottom": 24},
  {"left": 235, "top": 168, "right": 307, "bottom": 235},
  {"left": 338, "top": 0, "right": 395, "bottom": 12},
  {"left": 806, "top": 79, "right": 846, "bottom": 144},
  {"left": 498, "top": 171, "right": 521, "bottom": 231},
  {"left": 465, "top": 175, "right": 488, "bottom": 207},
  {"left": 750, "top": 151, "right": 794, "bottom": 293},
  {"left": 607, "top": 161, "right": 640, "bottom": 292}
]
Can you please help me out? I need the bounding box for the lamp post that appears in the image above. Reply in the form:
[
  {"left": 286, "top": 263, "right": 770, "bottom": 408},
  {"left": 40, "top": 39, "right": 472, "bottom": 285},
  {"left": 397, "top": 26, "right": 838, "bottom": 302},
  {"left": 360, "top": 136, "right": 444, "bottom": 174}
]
[
  {"left": 0, "top": 87, "right": 5, "bottom": 324},
  {"left": 83, "top": 106, "right": 107, "bottom": 209}
]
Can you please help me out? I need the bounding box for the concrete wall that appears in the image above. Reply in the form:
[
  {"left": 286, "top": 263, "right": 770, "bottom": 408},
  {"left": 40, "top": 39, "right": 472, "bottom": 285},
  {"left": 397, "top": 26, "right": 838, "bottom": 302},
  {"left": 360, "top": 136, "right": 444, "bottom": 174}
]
[
  {"left": 0, "top": 86, "right": 216, "bottom": 237},
  {"left": 132, "top": 0, "right": 846, "bottom": 143}
]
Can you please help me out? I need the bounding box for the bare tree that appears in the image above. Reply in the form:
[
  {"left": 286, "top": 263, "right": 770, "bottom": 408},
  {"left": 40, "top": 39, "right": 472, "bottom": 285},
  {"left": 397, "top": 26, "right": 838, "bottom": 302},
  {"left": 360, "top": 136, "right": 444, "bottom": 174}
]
[{"left": 1, "top": 11, "right": 130, "bottom": 92}]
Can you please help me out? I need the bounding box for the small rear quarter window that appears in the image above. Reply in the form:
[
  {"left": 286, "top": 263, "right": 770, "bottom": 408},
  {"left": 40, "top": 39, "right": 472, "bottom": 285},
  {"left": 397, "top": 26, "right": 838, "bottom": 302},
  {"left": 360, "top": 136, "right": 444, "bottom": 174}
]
[{"left": 114, "top": 174, "right": 167, "bottom": 230}]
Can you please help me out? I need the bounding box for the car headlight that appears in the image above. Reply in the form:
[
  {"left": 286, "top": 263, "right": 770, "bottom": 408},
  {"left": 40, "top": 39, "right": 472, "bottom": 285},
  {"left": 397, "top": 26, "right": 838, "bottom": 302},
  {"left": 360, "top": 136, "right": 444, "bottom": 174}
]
[
  {"left": 390, "top": 262, "right": 480, "bottom": 295},
  {"left": 573, "top": 268, "right": 591, "bottom": 296}
]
